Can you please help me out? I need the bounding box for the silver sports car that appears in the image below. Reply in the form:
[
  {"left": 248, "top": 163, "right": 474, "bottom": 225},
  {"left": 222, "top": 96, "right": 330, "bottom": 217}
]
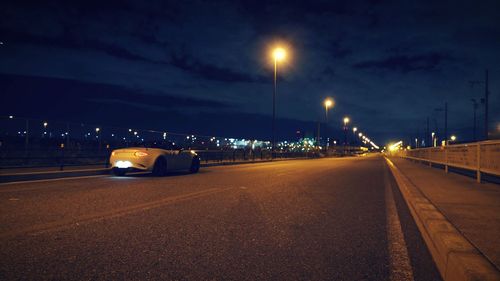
[{"left": 109, "top": 142, "right": 200, "bottom": 176}]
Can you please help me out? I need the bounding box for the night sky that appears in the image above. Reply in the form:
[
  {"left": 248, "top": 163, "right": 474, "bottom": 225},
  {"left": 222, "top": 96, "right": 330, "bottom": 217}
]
[{"left": 1, "top": 0, "right": 499, "bottom": 145}]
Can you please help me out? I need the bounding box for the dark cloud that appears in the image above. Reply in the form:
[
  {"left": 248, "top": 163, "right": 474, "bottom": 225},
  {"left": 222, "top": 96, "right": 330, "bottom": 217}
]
[
  {"left": 0, "top": 74, "right": 229, "bottom": 119},
  {"left": 170, "top": 50, "right": 268, "bottom": 83},
  {"left": 353, "top": 53, "right": 453, "bottom": 73}
]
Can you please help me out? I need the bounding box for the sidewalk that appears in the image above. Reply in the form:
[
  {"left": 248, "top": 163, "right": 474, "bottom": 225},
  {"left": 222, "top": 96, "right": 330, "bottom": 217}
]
[{"left": 389, "top": 157, "right": 500, "bottom": 271}]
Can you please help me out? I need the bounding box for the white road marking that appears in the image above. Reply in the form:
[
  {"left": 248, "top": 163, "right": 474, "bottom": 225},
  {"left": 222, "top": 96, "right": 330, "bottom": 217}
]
[
  {"left": 0, "top": 174, "right": 109, "bottom": 186},
  {"left": 385, "top": 168, "right": 415, "bottom": 281},
  {"left": 0, "top": 171, "right": 153, "bottom": 187}
]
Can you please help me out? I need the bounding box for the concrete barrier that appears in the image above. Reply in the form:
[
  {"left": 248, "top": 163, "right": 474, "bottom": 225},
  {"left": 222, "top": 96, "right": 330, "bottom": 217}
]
[{"left": 385, "top": 157, "right": 500, "bottom": 281}]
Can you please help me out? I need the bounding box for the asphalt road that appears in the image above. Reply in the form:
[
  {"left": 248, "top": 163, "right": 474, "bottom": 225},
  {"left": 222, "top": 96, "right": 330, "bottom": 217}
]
[{"left": 0, "top": 155, "right": 442, "bottom": 280}]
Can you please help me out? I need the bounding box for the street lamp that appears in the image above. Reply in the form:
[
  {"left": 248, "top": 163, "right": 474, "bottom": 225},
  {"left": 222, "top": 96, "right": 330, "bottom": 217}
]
[
  {"left": 323, "top": 98, "right": 334, "bottom": 149},
  {"left": 343, "top": 117, "right": 350, "bottom": 146},
  {"left": 324, "top": 98, "right": 334, "bottom": 121},
  {"left": 96, "top": 127, "right": 101, "bottom": 149},
  {"left": 450, "top": 135, "right": 456, "bottom": 142},
  {"left": 271, "top": 47, "right": 287, "bottom": 157}
]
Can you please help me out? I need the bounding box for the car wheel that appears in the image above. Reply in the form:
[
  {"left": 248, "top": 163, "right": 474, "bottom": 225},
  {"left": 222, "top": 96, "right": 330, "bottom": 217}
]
[
  {"left": 113, "top": 168, "right": 127, "bottom": 176},
  {"left": 152, "top": 157, "right": 167, "bottom": 176},
  {"left": 190, "top": 156, "right": 200, "bottom": 173}
]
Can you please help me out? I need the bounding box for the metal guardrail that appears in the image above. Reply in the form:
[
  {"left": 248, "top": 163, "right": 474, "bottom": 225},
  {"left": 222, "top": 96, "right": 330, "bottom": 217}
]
[
  {"left": 0, "top": 149, "right": 318, "bottom": 171},
  {"left": 399, "top": 140, "right": 500, "bottom": 182}
]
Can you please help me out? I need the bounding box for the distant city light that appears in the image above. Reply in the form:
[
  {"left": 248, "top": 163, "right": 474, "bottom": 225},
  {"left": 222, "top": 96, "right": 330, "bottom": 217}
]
[{"left": 8, "top": 115, "right": 13, "bottom": 119}]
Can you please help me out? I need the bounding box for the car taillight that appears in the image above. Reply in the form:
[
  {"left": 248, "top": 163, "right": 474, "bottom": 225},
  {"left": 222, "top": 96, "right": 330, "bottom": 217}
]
[{"left": 134, "top": 151, "right": 148, "bottom": 157}]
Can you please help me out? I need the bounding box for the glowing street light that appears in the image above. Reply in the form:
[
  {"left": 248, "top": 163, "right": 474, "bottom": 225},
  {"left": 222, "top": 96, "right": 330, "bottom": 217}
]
[
  {"left": 95, "top": 127, "right": 100, "bottom": 133},
  {"left": 359, "top": 132, "right": 363, "bottom": 137},
  {"left": 352, "top": 127, "right": 357, "bottom": 133},
  {"left": 322, "top": 98, "right": 335, "bottom": 148},
  {"left": 343, "top": 117, "right": 350, "bottom": 147},
  {"left": 450, "top": 135, "right": 457, "bottom": 141},
  {"left": 271, "top": 46, "right": 287, "bottom": 157},
  {"left": 43, "top": 122, "right": 48, "bottom": 128},
  {"left": 273, "top": 47, "right": 286, "bottom": 61}
]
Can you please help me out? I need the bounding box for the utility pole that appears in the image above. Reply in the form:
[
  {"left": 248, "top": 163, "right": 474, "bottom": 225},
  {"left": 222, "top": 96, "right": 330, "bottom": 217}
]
[
  {"left": 484, "top": 69, "right": 489, "bottom": 140},
  {"left": 471, "top": 99, "right": 478, "bottom": 141},
  {"left": 444, "top": 102, "right": 448, "bottom": 144},
  {"left": 317, "top": 121, "right": 321, "bottom": 147},
  {"left": 469, "top": 69, "right": 489, "bottom": 140},
  {"left": 426, "top": 117, "right": 430, "bottom": 147}
]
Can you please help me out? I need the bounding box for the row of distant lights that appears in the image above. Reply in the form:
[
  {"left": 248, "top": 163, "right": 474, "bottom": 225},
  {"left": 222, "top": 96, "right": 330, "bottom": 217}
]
[
  {"left": 343, "top": 117, "right": 380, "bottom": 150},
  {"left": 7, "top": 118, "right": 266, "bottom": 147},
  {"left": 8, "top": 116, "right": 375, "bottom": 149}
]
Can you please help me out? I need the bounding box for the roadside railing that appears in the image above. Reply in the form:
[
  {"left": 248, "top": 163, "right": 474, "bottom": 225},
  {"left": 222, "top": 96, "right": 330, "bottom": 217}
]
[
  {"left": 0, "top": 148, "right": 319, "bottom": 172},
  {"left": 399, "top": 140, "right": 500, "bottom": 182}
]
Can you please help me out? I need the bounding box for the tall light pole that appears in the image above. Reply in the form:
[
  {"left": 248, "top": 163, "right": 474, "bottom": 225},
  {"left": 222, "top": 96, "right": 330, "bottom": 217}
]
[
  {"left": 96, "top": 127, "right": 101, "bottom": 150},
  {"left": 343, "top": 117, "right": 350, "bottom": 155},
  {"left": 272, "top": 47, "right": 286, "bottom": 157},
  {"left": 324, "top": 98, "right": 334, "bottom": 122},
  {"left": 323, "top": 98, "right": 334, "bottom": 148},
  {"left": 352, "top": 127, "right": 358, "bottom": 146}
]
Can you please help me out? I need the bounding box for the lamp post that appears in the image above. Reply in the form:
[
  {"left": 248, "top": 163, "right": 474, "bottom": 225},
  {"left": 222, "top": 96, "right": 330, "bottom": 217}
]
[
  {"left": 324, "top": 98, "right": 334, "bottom": 149},
  {"left": 43, "top": 121, "right": 48, "bottom": 138},
  {"left": 352, "top": 127, "right": 357, "bottom": 146},
  {"left": 343, "top": 117, "right": 349, "bottom": 154},
  {"left": 272, "top": 47, "right": 286, "bottom": 158},
  {"left": 343, "top": 117, "right": 350, "bottom": 145},
  {"left": 96, "top": 127, "right": 101, "bottom": 150}
]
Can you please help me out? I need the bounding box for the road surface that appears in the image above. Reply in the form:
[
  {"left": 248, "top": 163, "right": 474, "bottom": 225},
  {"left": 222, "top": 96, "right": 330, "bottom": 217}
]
[{"left": 0, "top": 155, "right": 442, "bottom": 280}]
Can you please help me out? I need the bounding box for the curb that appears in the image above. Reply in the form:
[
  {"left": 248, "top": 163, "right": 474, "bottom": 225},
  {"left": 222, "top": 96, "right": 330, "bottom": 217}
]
[
  {"left": 0, "top": 168, "right": 111, "bottom": 183},
  {"left": 385, "top": 157, "right": 500, "bottom": 281}
]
